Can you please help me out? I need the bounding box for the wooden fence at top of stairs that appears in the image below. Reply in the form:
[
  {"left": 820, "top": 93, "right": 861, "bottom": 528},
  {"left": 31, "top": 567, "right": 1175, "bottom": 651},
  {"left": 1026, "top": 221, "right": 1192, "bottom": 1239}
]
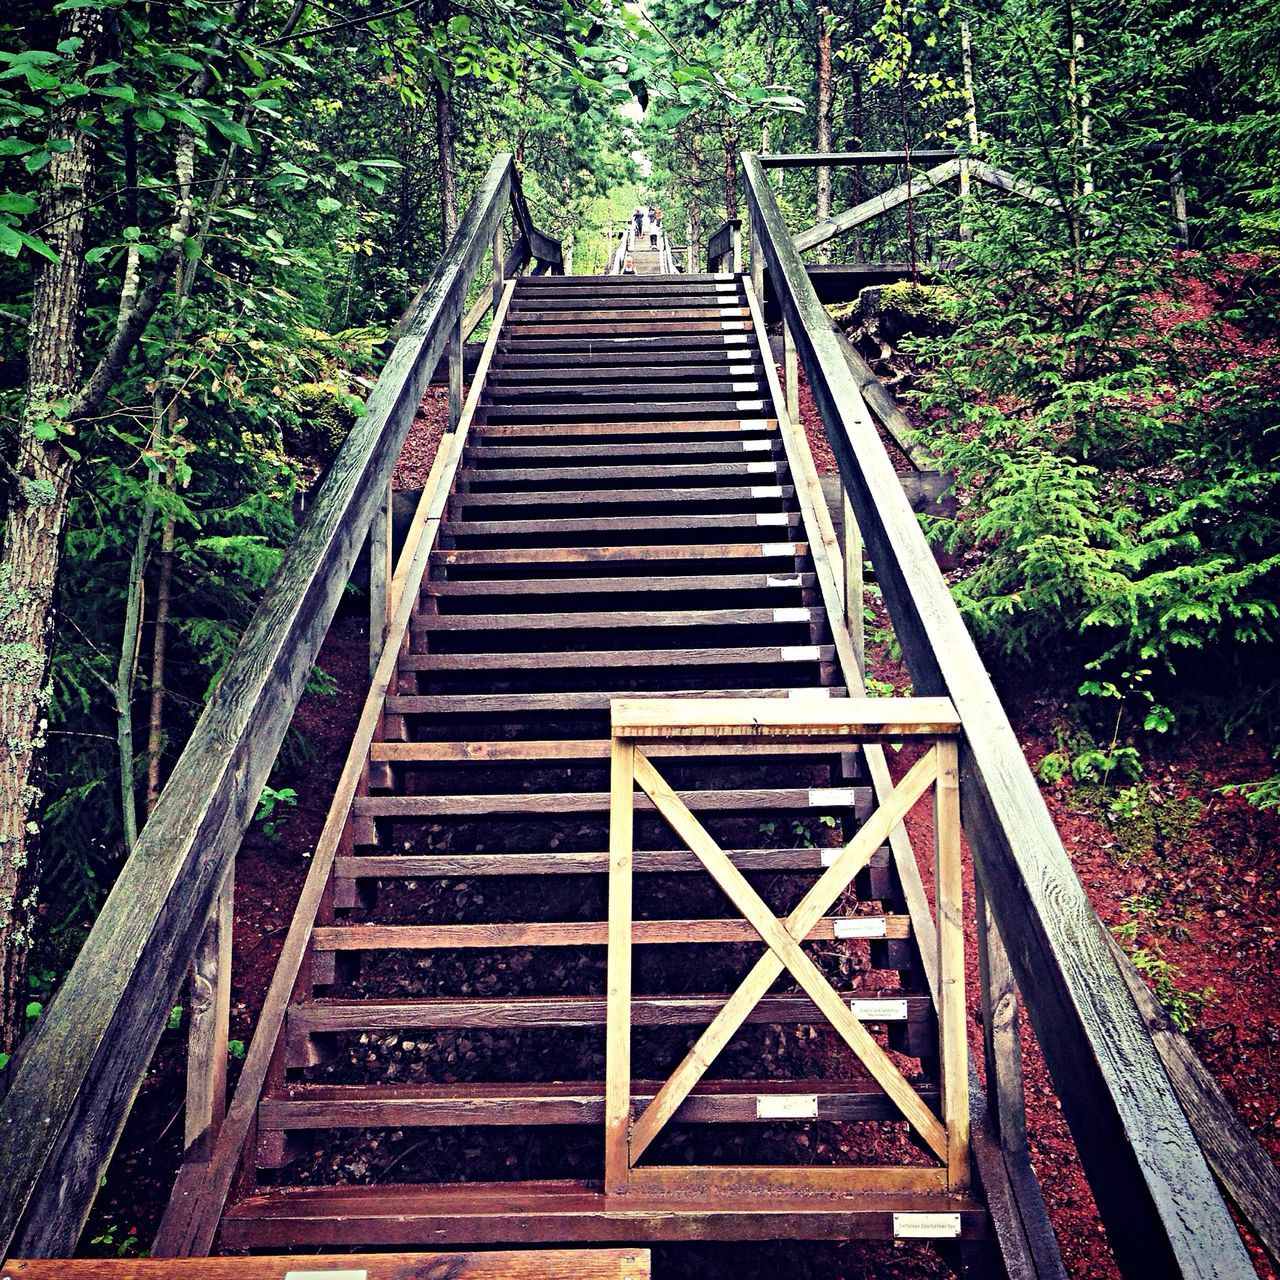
[{"left": 0, "top": 152, "right": 1272, "bottom": 1280}]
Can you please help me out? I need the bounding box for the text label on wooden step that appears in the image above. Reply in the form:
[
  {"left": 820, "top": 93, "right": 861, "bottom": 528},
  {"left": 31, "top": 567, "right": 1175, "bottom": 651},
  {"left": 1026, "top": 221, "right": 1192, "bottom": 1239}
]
[
  {"left": 782, "top": 645, "right": 822, "bottom": 661},
  {"left": 893, "top": 1212, "right": 962, "bottom": 1239},
  {"left": 773, "top": 607, "right": 810, "bottom": 623},
  {"left": 833, "top": 917, "right": 889, "bottom": 939},
  {"left": 755, "top": 1094, "right": 819, "bottom": 1120},
  {"left": 849, "top": 998, "right": 909, "bottom": 1020}
]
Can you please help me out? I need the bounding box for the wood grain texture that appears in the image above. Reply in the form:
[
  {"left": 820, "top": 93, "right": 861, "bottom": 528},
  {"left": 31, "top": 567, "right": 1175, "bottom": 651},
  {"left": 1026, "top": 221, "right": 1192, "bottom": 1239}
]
[
  {"left": 2, "top": 1250, "right": 650, "bottom": 1279},
  {"left": 743, "top": 149, "right": 1252, "bottom": 1279}
]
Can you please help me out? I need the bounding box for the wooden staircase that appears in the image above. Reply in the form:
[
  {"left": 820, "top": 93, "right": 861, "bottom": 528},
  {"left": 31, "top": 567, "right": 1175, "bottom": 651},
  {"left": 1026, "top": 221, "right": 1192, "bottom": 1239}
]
[{"left": 166, "top": 270, "right": 985, "bottom": 1254}]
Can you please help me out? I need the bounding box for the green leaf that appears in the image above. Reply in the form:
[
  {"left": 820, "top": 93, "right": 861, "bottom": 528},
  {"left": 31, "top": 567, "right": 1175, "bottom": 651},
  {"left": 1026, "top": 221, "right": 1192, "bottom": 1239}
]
[
  {"left": 0, "top": 192, "right": 36, "bottom": 214},
  {"left": 135, "top": 107, "right": 163, "bottom": 131},
  {"left": 316, "top": 196, "right": 341, "bottom": 214},
  {"left": 0, "top": 137, "right": 35, "bottom": 155}
]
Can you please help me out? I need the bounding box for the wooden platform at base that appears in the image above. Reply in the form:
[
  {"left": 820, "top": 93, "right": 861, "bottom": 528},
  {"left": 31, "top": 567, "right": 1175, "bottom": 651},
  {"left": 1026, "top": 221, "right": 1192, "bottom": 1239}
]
[
  {"left": 217, "top": 1182, "right": 987, "bottom": 1249},
  {"left": 2, "top": 1248, "right": 650, "bottom": 1279}
]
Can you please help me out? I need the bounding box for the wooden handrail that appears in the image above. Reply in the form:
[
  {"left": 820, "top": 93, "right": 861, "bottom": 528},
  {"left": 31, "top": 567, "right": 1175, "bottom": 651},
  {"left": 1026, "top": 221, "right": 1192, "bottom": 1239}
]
[
  {"left": 741, "top": 149, "right": 1253, "bottom": 1280},
  {"left": 0, "top": 153, "right": 557, "bottom": 1260}
]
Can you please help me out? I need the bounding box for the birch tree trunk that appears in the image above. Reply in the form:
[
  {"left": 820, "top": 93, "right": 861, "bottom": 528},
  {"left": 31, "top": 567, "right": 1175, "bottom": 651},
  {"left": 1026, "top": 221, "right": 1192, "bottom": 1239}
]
[
  {"left": 815, "top": 2, "right": 834, "bottom": 264},
  {"left": 0, "top": 10, "right": 103, "bottom": 1052}
]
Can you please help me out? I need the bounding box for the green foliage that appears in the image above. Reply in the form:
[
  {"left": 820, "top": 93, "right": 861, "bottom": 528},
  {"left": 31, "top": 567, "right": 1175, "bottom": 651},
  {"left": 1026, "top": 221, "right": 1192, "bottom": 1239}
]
[
  {"left": 1111, "top": 914, "right": 1215, "bottom": 1032},
  {"left": 255, "top": 785, "right": 298, "bottom": 841}
]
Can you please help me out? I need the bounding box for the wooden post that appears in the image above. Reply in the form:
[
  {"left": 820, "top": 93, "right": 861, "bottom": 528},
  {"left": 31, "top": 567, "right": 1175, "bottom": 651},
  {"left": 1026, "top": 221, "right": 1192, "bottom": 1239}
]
[
  {"left": 185, "top": 863, "right": 234, "bottom": 1159},
  {"left": 974, "top": 873, "right": 1030, "bottom": 1156},
  {"left": 841, "top": 485, "right": 865, "bottom": 674},
  {"left": 782, "top": 318, "right": 799, "bottom": 424},
  {"left": 749, "top": 212, "right": 763, "bottom": 299},
  {"left": 685, "top": 217, "right": 694, "bottom": 273},
  {"left": 448, "top": 313, "right": 464, "bottom": 431},
  {"left": 731, "top": 223, "right": 742, "bottom": 275},
  {"left": 368, "top": 481, "right": 391, "bottom": 677},
  {"left": 604, "top": 737, "right": 636, "bottom": 1195},
  {"left": 935, "top": 737, "right": 969, "bottom": 1190},
  {"left": 491, "top": 217, "right": 504, "bottom": 314}
]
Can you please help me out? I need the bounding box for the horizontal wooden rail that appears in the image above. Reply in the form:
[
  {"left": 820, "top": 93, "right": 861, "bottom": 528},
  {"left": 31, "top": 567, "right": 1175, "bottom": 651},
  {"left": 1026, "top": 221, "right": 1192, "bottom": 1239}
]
[
  {"left": 759, "top": 149, "right": 960, "bottom": 168},
  {"left": 0, "top": 153, "right": 560, "bottom": 1261},
  {"left": 741, "top": 149, "right": 1252, "bottom": 1279}
]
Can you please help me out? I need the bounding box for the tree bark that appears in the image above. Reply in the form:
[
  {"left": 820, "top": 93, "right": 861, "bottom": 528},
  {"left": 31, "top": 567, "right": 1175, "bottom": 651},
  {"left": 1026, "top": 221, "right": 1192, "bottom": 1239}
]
[
  {"left": 721, "top": 117, "right": 739, "bottom": 221},
  {"left": 815, "top": 1, "right": 834, "bottom": 264},
  {"left": 0, "top": 9, "right": 103, "bottom": 1052},
  {"left": 146, "top": 503, "right": 176, "bottom": 813},
  {"left": 436, "top": 79, "right": 459, "bottom": 240}
]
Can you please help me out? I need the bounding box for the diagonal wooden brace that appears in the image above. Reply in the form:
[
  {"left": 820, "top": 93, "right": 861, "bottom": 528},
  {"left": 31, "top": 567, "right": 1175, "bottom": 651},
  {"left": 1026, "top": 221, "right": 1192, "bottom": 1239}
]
[{"left": 627, "top": 747, "right": 944, "bottom": 1163}]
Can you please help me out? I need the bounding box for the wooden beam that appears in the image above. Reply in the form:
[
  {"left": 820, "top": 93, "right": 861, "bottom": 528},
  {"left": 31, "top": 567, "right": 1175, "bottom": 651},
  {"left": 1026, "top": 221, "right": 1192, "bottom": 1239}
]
[
  {"left": 759, "top": 150, "right": 960, "bottom": 168},
  {"left": 2, "top": 1250, "right": 652, "bottom": 1279},
  {"left": 794, "top": 160, "right": 963, "bottom": 253},
  {"left": 967, "top": 161, "right": 1064, "bottom": 210},
  {"left": 743, "top": 148, "right": 1254, "bottom": 1278},
  {"left": 612, "top": 694, "right": 958, "bottom": 739}
]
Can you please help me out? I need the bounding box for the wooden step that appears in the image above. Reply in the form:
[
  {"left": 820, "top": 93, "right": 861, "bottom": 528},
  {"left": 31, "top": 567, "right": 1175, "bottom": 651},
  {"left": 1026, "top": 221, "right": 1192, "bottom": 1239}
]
[
  {"left": 458, "top": 462, "right": 784, "bottom": 487},
  {"left": 335, "top": 845, "right": 891, "bottom": 879},
  {"left": 450, "top": 487, "right": 797, "bottom": 509},
  {"left": 471, "top": 419, "right": 774, "bottom": 438},
  {"left": 441, "top": 514, "right": 802, "bottom": 542},
  {"left": 258, "top": 1076, "right": 929, "bottom": 1131},
  {"left": 311, "top": 914, "right": 908, "bottom": 953},
  {"left": 477, "top": 400, "right": 768, "bottom": 424},
  {"left": 288, "top": 992, "right": 931, "bottom": 1034},
  {"left": 411, "top": 608, "right": 820, "bottom": 632},
  {"left": 397, "top": 646, "right": 832, "bottom": 671},
  {"left": 352, "top": 782, "right": 868, "bottom": 816},
  {"left": 463, "top": 442, "right": 778, "bottom": 463},
  {"left": 423, "top": 573, "right": 814, "bottom": 599},
  {"left": 434, "top": 542, "right": 806, "bottom": 566},
  {"left": 220, "top": 1180, "right": 987, "bottom": 1248}
]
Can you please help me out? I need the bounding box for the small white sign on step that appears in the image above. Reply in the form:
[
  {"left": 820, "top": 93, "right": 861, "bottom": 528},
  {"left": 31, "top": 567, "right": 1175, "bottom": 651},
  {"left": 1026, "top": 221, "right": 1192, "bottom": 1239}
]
[
  {"left": 773, "top": 607, "right": 810, "bottom": 623},
  {"left": 721, "top": 320, "right": 748, "bottom": 331},
  {"left": 759, "top": 541, "right": 795, "bottom": 555},
  {"left": 756, "top": 512, "right": 787, "bottom": 526},
  {"left": 738, "top": 417, "right": 770, "bottom": 428},
  {"left": 722, "top": 333, "right": 750, "bottom": 345},
  {"left": 781, "top": 644, "right": 821, "bottom": 661},
  {"left": 893, "top": 1212, "right": 961, "bottom": 1239},
  {"left": 742, "top": 439, "right": 771, "bottom": 452},
  {"left": 789, "top": 686, "right": 830, "bottom": 698},
  {"left": 720, "top": 306, "right": 745, "bottom": 317},
  {"left": 735, "top": 398, "right": 765, "bottom": 411},
  {"left": 809, "top": 787, "right": 855, "bottom": 806},
  {"left": 730, "top": 363, "right": 755, "bottom": 374},
  {"left": 732, "top": 381, "right": 760, "bottom": 393},
  {"left": 756, "top": 1093, "right": 818, "bottom": 1120},
  {"left": 767, "top": 575, "right": 802, "bottom": 588},
  {"left": 833, "top": 917, "right": 888, "bottom": 940},
  {"left": 285, "top": 1272, "right": 369, "bottom": 1280},
  {"left": 751, "top": 485, "right": 784, "bottom": 499},
  {"left": 849, "top": 998, "right": 908, "bottom": 1021}
]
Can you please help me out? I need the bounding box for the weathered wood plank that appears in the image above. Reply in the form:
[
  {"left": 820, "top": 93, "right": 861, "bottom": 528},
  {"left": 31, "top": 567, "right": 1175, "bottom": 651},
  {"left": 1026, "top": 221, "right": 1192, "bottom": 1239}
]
[
  {"left": 794, "top": 160, "right": 963, "bottom": 253},
  {"left": 3, "top": 1250, "right": 651, "bottom": 1279}
]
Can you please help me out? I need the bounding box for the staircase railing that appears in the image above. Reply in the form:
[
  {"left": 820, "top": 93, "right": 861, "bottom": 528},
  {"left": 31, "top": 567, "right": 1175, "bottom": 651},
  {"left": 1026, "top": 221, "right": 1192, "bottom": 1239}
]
[
  {"left": 740, "top": 149, "right": 1253, "bottom": 1280},
  {"left": 706, "top": 217, "right": 741, "bottom": 272},
  {"left": 0, "top": 151, "right": 561, "bottom": 1260}
]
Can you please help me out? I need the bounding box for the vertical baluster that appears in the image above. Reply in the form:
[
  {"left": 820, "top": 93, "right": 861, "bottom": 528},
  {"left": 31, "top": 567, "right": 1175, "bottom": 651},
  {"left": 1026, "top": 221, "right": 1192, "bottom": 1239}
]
[
  {"left": 492, "top": 215, "right": 505, "bottom": 314},
  {"left": 974, "top": 872, "right": 1031, "bottom": 1157},
  {"left": 782, "top": 318, "right": 799, "bottom": 425},
  {"left": 842, "top": 487, "right": 865, "bottom": 674},
  {"left": 368, "top": 481, "right": 392, "bottom": 677},
  {"left": 448, "top": 312, "right": 464, "bottom": 432},
  {"left": 749, "top": 211, "right": 764, "bottom": 298},
  {"left": 935, "top": 736, "right": 970, "bottom": 1190},
  {"left": 605, "top": 737, "right": 636, "bottom": 1194},
  {"left": 185, "top": 863, "right": 234, "bottom": 1159}
]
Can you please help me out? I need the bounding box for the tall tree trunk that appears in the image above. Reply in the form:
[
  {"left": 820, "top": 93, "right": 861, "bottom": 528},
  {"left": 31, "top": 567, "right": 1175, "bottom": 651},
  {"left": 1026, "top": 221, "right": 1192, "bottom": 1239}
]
[
  {"left": 850, "top": 0, "right": 863, "bottom": 259},
  {"left": 815, "top": 2, "right": 834, "bottom": 264},
  {"left": 146, "top": 503, "right": 176, "bottom": 813},
  {"left": 0, "top": 9, "right": 103, "bottom": 1052},
  {"left": 721, "top": 119, "right": 739, "bottom": 221},
  {"left": 436, "top": 79, "right": 459, "bottom": 239}
]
